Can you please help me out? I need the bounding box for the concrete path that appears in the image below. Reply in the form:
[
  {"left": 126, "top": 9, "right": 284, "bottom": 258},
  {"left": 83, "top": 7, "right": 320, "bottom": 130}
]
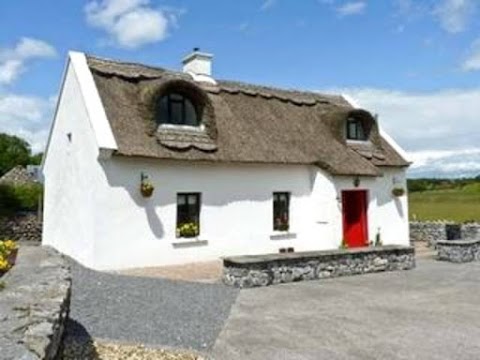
[{"left": 211, "top": 259, "right": 480, "bottom": 360}]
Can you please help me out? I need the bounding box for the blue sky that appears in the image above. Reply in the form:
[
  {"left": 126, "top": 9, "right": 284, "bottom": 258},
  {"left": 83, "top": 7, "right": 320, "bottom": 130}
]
[{"left": 1, "top": 0, "right": 479, "bottom": 177}]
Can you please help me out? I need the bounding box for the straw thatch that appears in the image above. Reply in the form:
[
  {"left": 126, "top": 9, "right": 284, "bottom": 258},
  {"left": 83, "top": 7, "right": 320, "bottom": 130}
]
[{"left": 87, "top": 56, "right": 409, "bottom": 176}]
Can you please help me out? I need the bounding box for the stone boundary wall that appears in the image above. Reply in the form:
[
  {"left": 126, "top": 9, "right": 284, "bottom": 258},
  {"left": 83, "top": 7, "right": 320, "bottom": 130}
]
[
  {"left": 410, "top": 221, "right": 480, "bottom": 246},
  {"left": 0, "top": 245, "right": 71, "bottom": 359},
  {"left": 223, "top": 245, "right": 415, "bottom": 288},
  {"left": 436, "top": 239, "right": 480, "bottom": 263},
  {"left": 0, "top": 212, "right": 42, "bottom": 242}
]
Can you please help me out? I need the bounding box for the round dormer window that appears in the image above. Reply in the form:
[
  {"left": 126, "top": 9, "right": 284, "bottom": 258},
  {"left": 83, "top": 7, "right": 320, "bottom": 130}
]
[{"left": 157, "top": 93, "right": 199, "bottom": 126}]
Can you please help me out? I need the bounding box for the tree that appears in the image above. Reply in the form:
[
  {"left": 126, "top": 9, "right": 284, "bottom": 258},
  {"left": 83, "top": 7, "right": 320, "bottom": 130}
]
[
  {"left": 29, "top": 152, "right": 44, "bottom": 165},
  {"left": 0, "top": 133, "right": 32, "bottom": 176}
]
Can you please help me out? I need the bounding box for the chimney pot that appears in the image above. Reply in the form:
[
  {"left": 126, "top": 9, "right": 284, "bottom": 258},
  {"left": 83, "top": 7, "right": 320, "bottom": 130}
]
[{"left": 182, "top": 49, "right": 213, "bottom": 77}]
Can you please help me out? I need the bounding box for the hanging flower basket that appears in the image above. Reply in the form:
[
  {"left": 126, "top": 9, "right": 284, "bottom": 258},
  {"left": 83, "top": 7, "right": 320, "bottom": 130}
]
[
  {"left": 140, "top": 182, "right": 154, "bottom": 198},
  {"left": 392, "top": 187, "right": 405, "bottom": 197}
]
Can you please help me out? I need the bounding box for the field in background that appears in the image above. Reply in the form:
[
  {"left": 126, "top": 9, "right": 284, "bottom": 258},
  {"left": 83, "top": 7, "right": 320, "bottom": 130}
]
[{"left": 408, "top": 183, "right": 480, "bottom": 222}]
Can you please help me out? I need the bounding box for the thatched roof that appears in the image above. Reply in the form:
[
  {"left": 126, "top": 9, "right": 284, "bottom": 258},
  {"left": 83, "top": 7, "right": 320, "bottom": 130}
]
[{"left": 87, "top": 56, "right": 409, "bottom": 176}]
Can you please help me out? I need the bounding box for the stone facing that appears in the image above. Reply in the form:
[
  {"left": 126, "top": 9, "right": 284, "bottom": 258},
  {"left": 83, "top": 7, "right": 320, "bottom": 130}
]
[
  {"left": 0, "top": 213, "right": 42, "bottom": 242},
  {"left": 410, "top": 221, "right": 480, "bottom": 246},
  {"left": 436, "top": 239, "right": 480, "bottom": 263},
  {"left": 223, "top": 246, "right": 415, "bottom": 288},
  {"left": 0, "top": 245, "right": 71, "bottom": 360}
]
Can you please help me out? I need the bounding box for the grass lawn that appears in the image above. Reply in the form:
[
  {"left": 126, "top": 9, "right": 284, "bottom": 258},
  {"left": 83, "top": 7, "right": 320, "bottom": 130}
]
[{"left": 409, "top": 188, "right": 480, "bottom": 222}]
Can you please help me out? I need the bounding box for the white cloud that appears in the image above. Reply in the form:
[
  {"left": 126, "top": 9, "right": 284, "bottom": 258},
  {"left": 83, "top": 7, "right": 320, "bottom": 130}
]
[
  {"left": 330, "top": 87, "right": 480, "bottom": 177},
  {"left": 433, "top": 0, "right": 476, "bottom": 33},
  {"left": 462, "top": 38, "right": 480, "bottom": 71},
  {"left": 0, "top": 93, "right": 55, "bottom": 152},
  {"left": 336, "top": 1, "right": 366, "bottom": 17},
  {"left": 260, "top": 0, "right": 276, "bottom": 11},
  {"left": 0, "top": 38, "right": 56, "bottom": 85},
  {"left": 85, "top": 0, "right": 179, "bottom": 49}
]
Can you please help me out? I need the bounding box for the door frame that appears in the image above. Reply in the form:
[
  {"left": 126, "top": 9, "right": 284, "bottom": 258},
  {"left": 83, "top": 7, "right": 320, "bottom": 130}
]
[{"left": 341, "top": 189, "right": 369, "bottom": 248}]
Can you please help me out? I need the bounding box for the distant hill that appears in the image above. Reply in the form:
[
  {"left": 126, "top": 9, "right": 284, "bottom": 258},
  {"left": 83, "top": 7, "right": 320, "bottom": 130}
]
[{"left": 407, "top": 176, "right": 480, "bottom": 193}]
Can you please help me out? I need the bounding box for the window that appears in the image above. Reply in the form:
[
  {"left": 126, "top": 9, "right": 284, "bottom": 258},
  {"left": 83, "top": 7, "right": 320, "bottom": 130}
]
[
  {"left": 273, "top": 192, "right": 290, "bottom": 232},
  {"left": 346, "top": 118, "right": 367, "bottom": 141},
  {"left": 158, "top": 93, "right": 199, "bottom": 126},
  {"left": 176, "top": 193, "right": 201, "bottom": 238}
]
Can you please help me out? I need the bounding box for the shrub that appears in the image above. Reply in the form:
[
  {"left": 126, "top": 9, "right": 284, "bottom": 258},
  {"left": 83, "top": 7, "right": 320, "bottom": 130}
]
[{"left": 0, "top": 183, "right": 42, "bottom": 216}]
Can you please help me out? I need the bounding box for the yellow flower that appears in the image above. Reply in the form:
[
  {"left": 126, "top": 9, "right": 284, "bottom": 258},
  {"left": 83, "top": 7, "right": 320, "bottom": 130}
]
[{"left": 3, "top": 240, "right": 17, "bottom": 251}]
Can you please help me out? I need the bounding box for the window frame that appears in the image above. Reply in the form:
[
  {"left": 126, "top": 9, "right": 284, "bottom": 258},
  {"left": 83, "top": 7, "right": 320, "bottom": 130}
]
[
  {"left": 158, "top": 93, "right": 199, "bottom": 127},
  {"left": 346, "top": 117, "right": 367, "bottom": 141},
  {"left": 176, "top": 192, "right": 201, "bottom": 238},
  {"left": 273, "top": 192, "right": 290, "bottom": 232}
]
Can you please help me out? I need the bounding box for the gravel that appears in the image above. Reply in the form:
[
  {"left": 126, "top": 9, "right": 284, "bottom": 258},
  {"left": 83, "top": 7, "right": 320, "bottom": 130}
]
[
  {"left": 62, "top": 337, "right": 204, "bottom": 360},
  {"left": 67, "top": 260, "right": 239, "bottom": 351}
]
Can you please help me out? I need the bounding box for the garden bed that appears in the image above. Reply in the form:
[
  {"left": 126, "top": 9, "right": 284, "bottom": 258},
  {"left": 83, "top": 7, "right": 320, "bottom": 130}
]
[{"left": 223, "top": 245, "right": 415, "bottom": 288}]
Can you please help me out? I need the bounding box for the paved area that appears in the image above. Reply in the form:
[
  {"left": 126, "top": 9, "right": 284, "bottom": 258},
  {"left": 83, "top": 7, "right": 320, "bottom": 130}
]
[
  {"left": 211, "top": 258, "right": 480, "bottom": 360},
  {"left": 68, "top": 261, "right": 239, "bottom": 352},
  {"left": 114, "top": 260, "right": 223, "bottom": 283}
]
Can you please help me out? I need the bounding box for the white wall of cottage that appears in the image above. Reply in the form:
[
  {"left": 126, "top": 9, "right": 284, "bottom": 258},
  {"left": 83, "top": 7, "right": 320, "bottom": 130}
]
[{"left": 42, "top": 53, "right": 409, "bottom": 270}]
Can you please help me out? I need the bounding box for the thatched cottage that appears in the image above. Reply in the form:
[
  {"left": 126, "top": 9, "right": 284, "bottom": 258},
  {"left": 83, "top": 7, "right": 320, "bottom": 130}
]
[{"left": 42, "top": 50, "right": 410, "bottom": 270}]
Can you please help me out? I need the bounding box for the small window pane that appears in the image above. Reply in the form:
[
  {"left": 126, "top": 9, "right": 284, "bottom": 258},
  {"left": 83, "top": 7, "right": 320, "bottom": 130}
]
[
  {"left": 170, "top": 102, "right": 183, "bottom": 125},
  {"left": 273, "top": 192, "right": 290, "bottom": 231},
  {"left": 158, "top": 96, "right": 169, "bottom": 124},
  {"left": 184, "top": 99, "right": 198, "bottom": 126},
  {"left": 356, "top": 122, "right": 365, "bottom": 140},
  {"left": 177, "top": 194, "right": 186, "bottom": 205},
  {"left": 188, "top": 194, "right": 197, "bottom": 204}
]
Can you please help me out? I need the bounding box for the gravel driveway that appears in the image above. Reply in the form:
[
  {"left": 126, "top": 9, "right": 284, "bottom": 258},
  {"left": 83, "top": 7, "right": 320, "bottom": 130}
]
[{"left": 67, "top": 261, "right": 239, "bottom": 352}]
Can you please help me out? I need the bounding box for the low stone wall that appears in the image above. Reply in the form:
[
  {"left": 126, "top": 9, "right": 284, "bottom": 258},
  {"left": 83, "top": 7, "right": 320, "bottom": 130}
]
[
  {"left": 436, "top": 239, "right": 480, "bottom": 263},
  {"left": 410, "top": 221, "right": 480, "bottom": 246},
  {"left": 0, "top": 212, "right": 42, "bottom": 242},
  {"left": 0, "top": 245, "right": 71, "bottom": 359},
  {"left": 223, "top": 245, "right": 415, "bottom": 288}
]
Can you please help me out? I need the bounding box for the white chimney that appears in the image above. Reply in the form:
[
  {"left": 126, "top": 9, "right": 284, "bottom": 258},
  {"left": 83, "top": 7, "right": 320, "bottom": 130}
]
[{"left": 182, "top": 48, "right": 215, "bottom": 84}]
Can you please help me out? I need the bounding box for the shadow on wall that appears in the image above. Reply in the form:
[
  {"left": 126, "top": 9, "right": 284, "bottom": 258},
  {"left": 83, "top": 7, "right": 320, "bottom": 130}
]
[
  {"left": 98, "top": 158, "right": 313, "bottom": 234},
  {"left": 99, "top": 160, "right": 165, "bottom": 239}
]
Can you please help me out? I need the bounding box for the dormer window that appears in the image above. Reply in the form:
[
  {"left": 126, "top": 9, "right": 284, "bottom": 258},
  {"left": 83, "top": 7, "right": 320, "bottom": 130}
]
[
  {"left": 157, "top": 93, "right": 199, "bottom": 126},
  {"left": 346, "top": 118, "right": 367, "bottom": 141}
]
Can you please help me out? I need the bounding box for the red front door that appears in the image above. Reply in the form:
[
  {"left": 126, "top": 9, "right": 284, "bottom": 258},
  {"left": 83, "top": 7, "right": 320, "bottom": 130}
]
[{"left": 342, "top": 190, "right": 368, "bottom": 248}]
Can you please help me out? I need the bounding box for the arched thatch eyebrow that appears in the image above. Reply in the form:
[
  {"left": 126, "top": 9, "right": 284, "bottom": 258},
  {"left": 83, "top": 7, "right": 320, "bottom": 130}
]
[{"left": 138, "top": 78, "right": 218, "bottom": 152}]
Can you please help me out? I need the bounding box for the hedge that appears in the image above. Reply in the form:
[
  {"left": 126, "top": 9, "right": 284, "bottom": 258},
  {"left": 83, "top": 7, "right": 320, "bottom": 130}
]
[{"left": 0, "top": 183, "right": 42, "bottom": 216}]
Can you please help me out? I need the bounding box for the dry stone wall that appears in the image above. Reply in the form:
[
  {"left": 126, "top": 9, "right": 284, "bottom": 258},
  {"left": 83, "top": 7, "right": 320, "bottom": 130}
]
[
  {"left": 0, "top": 245, "right": 71, "bottom": 359},
  {"left": 410, "top": 221, "right": 480, "bottom": 246},
  {"left": 223, "top": 245, "right": 415, "bottom": 288},
  {"left": 0, "top": 213, "right": 42, "bottom": 242},
  {"left": 436, "top": 239, "right": 480, "bottom": 263}
]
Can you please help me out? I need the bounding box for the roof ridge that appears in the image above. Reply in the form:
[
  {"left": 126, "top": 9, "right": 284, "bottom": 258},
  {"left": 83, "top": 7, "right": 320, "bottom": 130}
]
[
  {"left": 217, "top": 79, "right": 344, "bottom": 101},
  {"left": 86, "top": 54, "right": 348, "bottom": 104},
  {"left": 86, "top": 54, "right": 170, "bottom": 73}
]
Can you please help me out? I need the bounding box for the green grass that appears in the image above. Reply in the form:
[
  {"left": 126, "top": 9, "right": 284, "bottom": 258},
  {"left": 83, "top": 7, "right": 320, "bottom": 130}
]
[{"left": 409, "top": 188, "right": 480, "bottom": 222}]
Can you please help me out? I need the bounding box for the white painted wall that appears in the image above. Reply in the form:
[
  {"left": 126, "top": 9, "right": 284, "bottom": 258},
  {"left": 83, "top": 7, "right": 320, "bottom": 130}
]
[
  {"left": 42, "top": 61, "right": 105, "bottom": 268},
  {"left": 82, "top": 157, "right": 408, "bottom": 270}
]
